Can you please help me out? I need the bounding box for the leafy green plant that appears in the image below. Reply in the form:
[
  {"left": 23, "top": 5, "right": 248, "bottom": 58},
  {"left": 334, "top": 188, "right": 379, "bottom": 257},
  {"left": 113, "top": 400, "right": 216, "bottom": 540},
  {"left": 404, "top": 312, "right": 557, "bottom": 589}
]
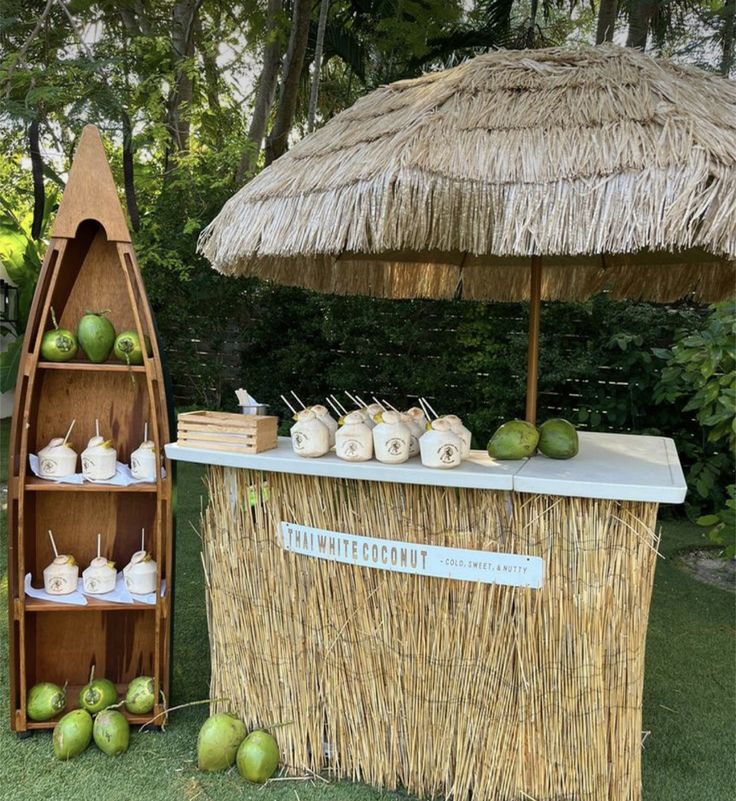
[
  {"left": 655, "top": 301, "right": 736, "bottom": 517},
  {"left": 0, "top": 191, "right": 56, "bottom": 392},
  {"left": 697, "top": 485, "right": 736, "bottom": 559}
]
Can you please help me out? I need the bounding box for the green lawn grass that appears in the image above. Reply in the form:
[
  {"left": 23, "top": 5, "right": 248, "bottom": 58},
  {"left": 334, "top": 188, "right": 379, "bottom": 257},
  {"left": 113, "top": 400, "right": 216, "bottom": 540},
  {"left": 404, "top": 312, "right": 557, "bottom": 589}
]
[{"left": 0, "top": 416, "right": 733, "bottom": 800}]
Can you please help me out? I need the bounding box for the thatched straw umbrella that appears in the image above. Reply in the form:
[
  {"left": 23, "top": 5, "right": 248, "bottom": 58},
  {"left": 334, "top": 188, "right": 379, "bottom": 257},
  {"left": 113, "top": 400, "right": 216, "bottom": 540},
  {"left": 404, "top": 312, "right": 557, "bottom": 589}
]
[{"left": 200, "top": 44, "right": 735, "bottom": 422}]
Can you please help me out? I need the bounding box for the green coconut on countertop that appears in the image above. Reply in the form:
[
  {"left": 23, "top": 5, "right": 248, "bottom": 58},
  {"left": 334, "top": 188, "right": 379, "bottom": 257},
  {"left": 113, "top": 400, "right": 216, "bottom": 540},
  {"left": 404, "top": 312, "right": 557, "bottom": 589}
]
[
  {"left": 197, "top": 713, "right": 247, "bottom": 772},
  {"left": 53, "top": 709, "right": 93, "bottom": 760},
  {"left": 538, "top": 418, "right": 579, "bottom": 459},
  {"left": 487, "top": 420, "right": 539, "bottom": 460}
]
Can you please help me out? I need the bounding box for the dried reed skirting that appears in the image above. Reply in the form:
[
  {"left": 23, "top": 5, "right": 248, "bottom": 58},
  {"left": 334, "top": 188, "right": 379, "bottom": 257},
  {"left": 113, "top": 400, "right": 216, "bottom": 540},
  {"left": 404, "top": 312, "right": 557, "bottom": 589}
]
[
  {"left": 201, "top": 467, "right": 661, "bottom": 801},
  {"left": 199, "top": 45, "right": 736, "bottom": 303}
]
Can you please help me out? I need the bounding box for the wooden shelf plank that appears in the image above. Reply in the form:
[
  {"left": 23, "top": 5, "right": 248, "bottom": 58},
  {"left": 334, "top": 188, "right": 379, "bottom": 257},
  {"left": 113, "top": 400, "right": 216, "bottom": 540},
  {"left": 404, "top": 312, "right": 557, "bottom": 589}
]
[
  {"left": 36, "top": 360, "right": 147, "bottom": 373},
  {"left": 24, "top": 595, "right": 163, "bottom": 613},
  {"left": 24, "top": 476, "right": 158, "bottom": 493}
]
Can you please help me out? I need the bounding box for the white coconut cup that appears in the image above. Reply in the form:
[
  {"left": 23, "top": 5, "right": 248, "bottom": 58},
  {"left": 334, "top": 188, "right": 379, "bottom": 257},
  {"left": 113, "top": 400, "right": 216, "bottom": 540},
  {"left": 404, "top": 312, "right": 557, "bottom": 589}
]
[
  {"left": 82, "top": 436, "right": 117, "bottom": 480},
  {"left": 124, "top": 551, "right": 157, "bottom": 595},
  {"left": 420, "top": 419, "right": 463, "bottom": 469},
  {"left": 130, "top": 440, "right": 157, "bottom": 481},
  {"left": 372, "top": 411, "right": 411, "bottom": 464},
  {"left": 400, "top": 414, "right": 424, "bottom": 457},
  {"left": 290, "top": 411, "right": 331, "bottom": 458},
  {"left": 335, "top": 411, "right": 373, "bottom": 461},
  {"left": 441, "top": 415, "right": 472, "bottom": 459},
  {"left": 43, "top": 556, "right": 79, "bottom": 595},
  {"left": 311, "top": 405, "right": 338, "bottom": 447},
  {"left": 37, "top": 438, "right": 78, "bottom": 478},
  {"left": 82, "top": 557, "right": 117, "bottom": 595},
  {"left": 405, "top": 407, "right": 428, "bottom": 430}
]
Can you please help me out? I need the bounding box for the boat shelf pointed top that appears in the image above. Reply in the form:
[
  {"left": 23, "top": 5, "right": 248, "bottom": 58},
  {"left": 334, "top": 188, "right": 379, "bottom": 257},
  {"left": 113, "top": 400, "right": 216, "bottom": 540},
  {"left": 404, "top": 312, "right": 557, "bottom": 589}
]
[{"left": 51, "top": 124, "right": 131, "bottom": 243}]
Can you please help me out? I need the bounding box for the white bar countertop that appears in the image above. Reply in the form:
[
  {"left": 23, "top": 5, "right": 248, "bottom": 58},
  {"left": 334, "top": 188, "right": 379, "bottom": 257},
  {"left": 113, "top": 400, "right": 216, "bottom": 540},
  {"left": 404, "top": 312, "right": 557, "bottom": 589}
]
[{"left": 165, "top": 431, "right": 687, "bottom": 504}]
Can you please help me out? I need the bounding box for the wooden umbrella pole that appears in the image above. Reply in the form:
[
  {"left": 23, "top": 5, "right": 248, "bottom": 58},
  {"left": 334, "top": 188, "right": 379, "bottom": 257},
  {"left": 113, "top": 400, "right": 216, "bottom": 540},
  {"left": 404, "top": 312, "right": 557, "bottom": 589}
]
[{"left": 525, "top": 255, "right": 542, "bottom": 424}]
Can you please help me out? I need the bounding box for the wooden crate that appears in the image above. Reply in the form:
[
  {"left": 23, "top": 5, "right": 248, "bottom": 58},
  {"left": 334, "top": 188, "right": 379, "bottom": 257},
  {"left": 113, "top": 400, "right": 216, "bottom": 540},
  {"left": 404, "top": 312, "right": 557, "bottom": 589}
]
[{"left": 177, "top": 411, "right": 278, "bottom": 454}]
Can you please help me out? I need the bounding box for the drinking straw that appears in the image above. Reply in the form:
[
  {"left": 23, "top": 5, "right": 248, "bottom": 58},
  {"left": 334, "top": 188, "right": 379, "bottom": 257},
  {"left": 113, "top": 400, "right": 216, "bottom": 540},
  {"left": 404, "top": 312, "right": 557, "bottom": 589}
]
[
  {"left": 326, "top": 397, "right": 342, "bottom": 417},
  {"left": 144, "top": 422, "right": 148, "bottom": 442},
  {"left": 381, "top": 398, "right": 399, "bottom": 412},
  {"left": 421, "top": 397, "right": 440, "bottom": 419},
  {"left": 48, "top": 530, "right": 59, "bottom": 558},
  {"left": 418, "top": 397, "right": 435, "bottom": 420},
  {"left": 355, "top": 394, "right": 370, "bottom": 408},
  {"left": 95, "top": 419, "right": 100, "bottom": 438},
  {"left": 371, "top": 396, "right": 387, "bottom": 410},
  {"left": 344, "top": 391, "right": 362, "bottom": 409},
  {"left": 62, "top": 419, "right": 76, "bottom": 446},
  {"left": 141, "top": 529, "right": 145, "bottom": 551},
  {"left": 331, "top": 395, "right": 349, "bottom": 414},
  {"left": 97, "top": 533, "right": 101, "bottom": 559},
  {"left": 280, "top": 394, "right": 298, "bottom": 415},
  {"left": 291, "top": 390, "right": 307, "bottom": 409}
]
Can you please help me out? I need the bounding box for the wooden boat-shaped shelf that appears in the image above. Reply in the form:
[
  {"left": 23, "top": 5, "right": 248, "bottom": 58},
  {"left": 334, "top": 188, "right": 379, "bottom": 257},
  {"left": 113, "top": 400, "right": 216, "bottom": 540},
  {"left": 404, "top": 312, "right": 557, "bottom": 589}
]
[{"left": 6, "top": 125, "right": 172, "bottom": 732}]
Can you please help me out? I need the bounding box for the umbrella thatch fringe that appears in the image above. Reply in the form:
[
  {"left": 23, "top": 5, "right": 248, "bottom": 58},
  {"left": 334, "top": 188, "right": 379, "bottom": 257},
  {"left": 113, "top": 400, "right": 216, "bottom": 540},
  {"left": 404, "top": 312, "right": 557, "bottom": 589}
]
[
  {"left": 199, "top": 45, "right": 736, "bottom": 302},
  {"left": 201, "top": 165, "right": 734, "bottom": 302}
]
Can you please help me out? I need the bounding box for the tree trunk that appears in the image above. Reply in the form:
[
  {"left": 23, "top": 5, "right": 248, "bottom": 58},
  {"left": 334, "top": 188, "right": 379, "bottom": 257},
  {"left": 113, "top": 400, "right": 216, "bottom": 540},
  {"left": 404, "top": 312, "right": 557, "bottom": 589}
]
[
  {"left": 122, "top": 110, "right": 140, "bottom": 232},
  {"left": 29, "top": 118, "right": 44, "bottom": 240},
  {"left": 236, "top": 0, "right": 283, "bottom": 182},
  {"left": 721, "top": 1, "right": 735, "bottom": 77},
  {"left": 166, "top": 0, "right": 202, "bottom": 155},
  {"left": 626, "top": 0, "right": 659, "bottom": 50},
  {"left": 196, "top": 15, "right": 221, "bottom": 115},
  {"left": 265, "top": 0, "right": 312, "bottom": 166},
  {"left": 596, "top": 0, "right": 618, "bottom": 43},
  {"left": 307, "top": 0, "right": 330, "bottom": 133}
]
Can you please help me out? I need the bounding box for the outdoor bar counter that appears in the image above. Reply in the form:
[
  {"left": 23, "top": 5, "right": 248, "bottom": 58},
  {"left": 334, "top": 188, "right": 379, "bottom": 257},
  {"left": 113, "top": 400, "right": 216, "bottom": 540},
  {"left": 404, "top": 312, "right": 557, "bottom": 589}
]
[{"left": 166, "top": 431, "right": 686, "bottom": 801}]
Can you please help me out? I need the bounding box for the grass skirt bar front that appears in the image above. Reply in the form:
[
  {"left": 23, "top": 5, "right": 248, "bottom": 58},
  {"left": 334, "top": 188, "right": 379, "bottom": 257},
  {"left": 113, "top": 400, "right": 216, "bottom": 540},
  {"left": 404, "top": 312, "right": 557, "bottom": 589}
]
[{"left": 201, "top": 465, "right": 660, "bottom": 801}]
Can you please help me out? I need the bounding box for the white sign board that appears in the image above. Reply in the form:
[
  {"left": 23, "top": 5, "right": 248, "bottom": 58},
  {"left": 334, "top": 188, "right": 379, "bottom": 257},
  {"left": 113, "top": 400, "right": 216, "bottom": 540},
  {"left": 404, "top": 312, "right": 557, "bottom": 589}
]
[{"left": 279, "top": 522, "right": 544, "bottom": 589}]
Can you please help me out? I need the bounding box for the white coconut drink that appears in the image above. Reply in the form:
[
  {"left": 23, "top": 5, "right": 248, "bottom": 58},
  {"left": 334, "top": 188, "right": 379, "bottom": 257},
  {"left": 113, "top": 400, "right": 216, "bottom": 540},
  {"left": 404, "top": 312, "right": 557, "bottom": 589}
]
[
  {"left": 82, "top": 420, "right": 117, "bottom": 480},
  {"left": 130, "top": 423, "right": 157, "bottom": 481},
  {"left": 310, "top": 405, "right": 338, "bottom": 447},
  {"left": 290, "top": 410, "right": 330, "bottom": 458},
  {"left": 441, "top": 414, "right": 472, "bottom": 459},
  {"left": 42, "top": 530, "right": 79, "bottom": 595},
  {"left": 335, "top": 411, "right": 373, "bottom": 461},
  {"left": 420, "top": 418, "right": 463, "bottom": 469},
  {"left": 372, "top": 410, "right": 411, "bottom": 464},
  {"left": 400, "top": 413, "right": 424, "bottom": 458},
  {"left": 82, "top": 534, "right": 116, "bottom": 595},
  {"left": 37, "top": 419, "right": 78, "bottom": 478},
  {"left": 124, "top": 530, "right": 157, "bottom": 595},
  {"left": 405, "top": 406, "right": 428, "bottom": 430}
]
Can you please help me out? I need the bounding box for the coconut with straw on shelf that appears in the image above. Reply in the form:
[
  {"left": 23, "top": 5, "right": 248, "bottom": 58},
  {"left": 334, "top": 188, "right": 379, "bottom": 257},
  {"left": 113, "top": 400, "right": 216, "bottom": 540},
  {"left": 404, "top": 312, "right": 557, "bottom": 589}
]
[
  {"left": 43, "top": 530, "right": 79, "bottom": 595},
  {"left": 335, "top": 411, "right": 373, "bottom": 462},
  {"left": 82, "top": 420, "right": 116, "bottom": 481},
  {"left": 309, "top": 404, "right": 338, "bottom": 447},
  {"left": 290, "top": 410, "right": 330, "bottom": 458},
  {"left": 82, "top": 534, "right": 116, "bottom": 595},
  {"left": 372, "top": 410, "right": 411, "bottom": 464},
  {"left": 130, "top": 423, "right": 157, "bottom": 482},
  {"left": 440, "top": 415, "right": 472, "bottom": 459},
  {"left": 124, "top": 530, "right": 157, "bottom": 595},
  {"left": 420, "top": 418, "right": 463, "bottom": 469},
  {"left": 37, "top": 419, "right": 77, "bottom": 478}
]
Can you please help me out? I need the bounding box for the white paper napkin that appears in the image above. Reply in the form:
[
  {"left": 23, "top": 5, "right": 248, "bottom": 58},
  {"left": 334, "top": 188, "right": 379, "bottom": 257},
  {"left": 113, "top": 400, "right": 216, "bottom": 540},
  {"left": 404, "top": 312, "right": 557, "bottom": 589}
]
[
  {"left": 30, "top": 456, "right": 164, "bottom": 487},
  {"left": 24, "top": 573, "right": 88, "bottom": 605}
]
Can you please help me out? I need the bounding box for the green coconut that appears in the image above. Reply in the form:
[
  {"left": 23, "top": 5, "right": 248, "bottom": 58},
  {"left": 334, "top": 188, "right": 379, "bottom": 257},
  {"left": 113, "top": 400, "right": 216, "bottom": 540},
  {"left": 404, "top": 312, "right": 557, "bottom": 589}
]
[
  {"left": 93, "top": 709, "right": 130, "bottom": 756},
  {"left": 53, "top": 709, "right": 93, "bottom": 760},
  {"left": 41, "top": 308, "right": 77, "bottom": 362},
  {"left": 197, "top": 713, "right": 247, "bottom": 772},
  {"left": 113, "top": 331, "right": 151, "bottom": 366},
  {"left": 77, "top": 310, "right": 116, "bottom": 363},
  {"left": 538, "top": 418, "right": 579, "bottom": 460},
  {"left": 487, "top": 420, "right": 540, "bottom": 460},
  {"left": 79, "top": 677, "right": 118, "bottom": 714},
  {"left": 27, "top": 682, "right": 66, "bottom": 722},
  {"left": 125, "top": 676, "right": 155, "bottom": 715},
  {"left": 236, "top": 730, "right": 280, "bottom": 784}
]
